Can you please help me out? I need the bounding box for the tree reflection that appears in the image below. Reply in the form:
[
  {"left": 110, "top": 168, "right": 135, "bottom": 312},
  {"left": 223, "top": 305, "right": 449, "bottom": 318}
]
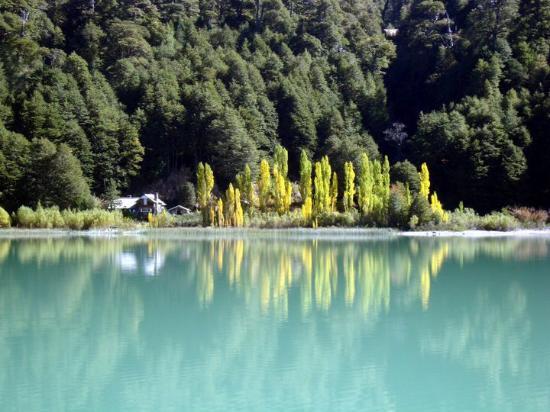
[{"left": 0, "top": 234, "right": 548, "bottom": 411}]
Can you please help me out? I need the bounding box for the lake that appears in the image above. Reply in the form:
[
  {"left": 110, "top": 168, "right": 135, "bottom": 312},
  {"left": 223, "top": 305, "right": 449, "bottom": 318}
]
[{"left": 0, "top": 230, "right": 549, "bottom": 411}]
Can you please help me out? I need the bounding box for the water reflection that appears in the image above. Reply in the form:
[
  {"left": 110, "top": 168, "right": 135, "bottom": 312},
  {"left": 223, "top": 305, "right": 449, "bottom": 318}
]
[{"left": 0, "top": 233, "right": 549, "bottom": 411}]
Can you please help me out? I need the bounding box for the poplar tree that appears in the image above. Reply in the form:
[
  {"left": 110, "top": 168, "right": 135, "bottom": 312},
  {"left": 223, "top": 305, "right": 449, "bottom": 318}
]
[
  {"left": 216, "top": 198, "right": 225, "bottom": 227},
  {"left": 235, "top": 188, "right": 244, "bottom": 227},
  {"left": 197, "top": 162, "right": 215, "bottom": 225},
  {"left": 430, "top": 192, "right": 448, "bottom": 223},
  {"left": 314, "top": 156, "right": 332, "bottom": 215},
  {"left": 419, "top": 163, "right": 430, "bottom": 200},
  {"left": 257, "top": 159, "right": 271, "bottom": 211},
  {"left": 330, "top": 172, "right": 338, "bottom": 212},
  {"left": 236, "top": 164, "right": 256, "bottom": 209},
  {"left": 358, "top": 153, "right": 374, "bottom": 216},
  {"left": 273, "top": 164, "right": 292, "bottom": 215},
  {"left": 224, "top": 183, "right": 236, "bottom": 226},
  {"left": 299, "top": 149, "right": 312, "bottom": 201},
  {"left": 343, "top": 161, "right": 356, "bottom": 212}
]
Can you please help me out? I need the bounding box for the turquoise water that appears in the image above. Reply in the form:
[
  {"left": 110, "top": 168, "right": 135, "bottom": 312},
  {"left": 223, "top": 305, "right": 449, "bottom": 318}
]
[{"left": 0, "top": 231, "right": 549, "bottom": 411}]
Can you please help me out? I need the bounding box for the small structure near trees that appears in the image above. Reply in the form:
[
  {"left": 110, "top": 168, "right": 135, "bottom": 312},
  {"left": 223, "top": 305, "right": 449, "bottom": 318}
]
[{"left": 111, "top": 193, "right": 166, "bottom": 219}]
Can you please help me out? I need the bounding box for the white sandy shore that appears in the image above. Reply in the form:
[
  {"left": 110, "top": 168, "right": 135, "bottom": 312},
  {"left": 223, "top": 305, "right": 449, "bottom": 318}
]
[
  {"left": 398, "top": 229, "right": 550, "bottom": 238},
  {"left": 1, "top": 227, "right": 550, "bottom": 239}
]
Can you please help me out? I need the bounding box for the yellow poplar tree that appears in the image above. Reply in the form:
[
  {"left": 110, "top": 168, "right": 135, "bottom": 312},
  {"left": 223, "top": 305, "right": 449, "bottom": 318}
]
[
  {"left": 430, "top": 192, "right": 449, "bottom": 223},
  {"left": 419, "top": 162, "right": 430, "bottom": 200},
  {"left": 299, "top": 149, "right": 312, "bottom": 201},
  {"left": 235, "top": 188, "right": 244, "bottom": 227},
  {"left": 257, "top": 159, "right": 271, "bottom": 211},
  {"left": 302, "top": 196, "right": 313, "bottom": 224},
  {"left": 343, "top": 161, "right": 356, "bottom": 212},
  {"left": 314, "top": 156, "right": 332, "bottom": 215},
  {"left": 273, "top": 144, "right": 288, "bottom": 177},
  {"left": 236, "top": 164, "right": 256, "bottom": 209},
  {"left": 225, "top": 184, "right": 236, "bottom": 226},
  {"left": 216, "top": 198, "right": 225, "bottom": 227},
  {"left": 358, "top": 153, "right": 374, "bottom": 216},
  {"left": 197, "top": 162, "right": 215, "bottom": 225},
  {"left": 330, "top": 172, "right": 338, "bottom": 212},
  {"left": 273, "top": 164, "right": 292, "bottom": 215}
]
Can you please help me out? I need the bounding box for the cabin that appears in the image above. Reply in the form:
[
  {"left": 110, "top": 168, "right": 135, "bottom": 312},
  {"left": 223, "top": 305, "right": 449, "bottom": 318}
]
[
  {"left": 112, "top": 193, "right": 166, "bottom": 219},
  {"left": 168, "top": 205, "right": 192, "bottom": 215}
]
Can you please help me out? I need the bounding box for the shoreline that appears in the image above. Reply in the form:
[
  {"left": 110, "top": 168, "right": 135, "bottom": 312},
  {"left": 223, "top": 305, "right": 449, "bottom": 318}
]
[{"left": 1, "top": 227, "right": 550, "bottom": 239}]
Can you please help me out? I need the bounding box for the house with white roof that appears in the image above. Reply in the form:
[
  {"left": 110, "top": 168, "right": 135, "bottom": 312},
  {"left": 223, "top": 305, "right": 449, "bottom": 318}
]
[{"left": 111, "top": 193, "right": 166, "bottom": 218}]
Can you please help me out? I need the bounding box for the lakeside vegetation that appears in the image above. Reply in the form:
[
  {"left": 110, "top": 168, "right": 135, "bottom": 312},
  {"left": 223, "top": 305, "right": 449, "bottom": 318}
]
[{"left": 1, "top": 144, "right": 548, "bottom": 231}]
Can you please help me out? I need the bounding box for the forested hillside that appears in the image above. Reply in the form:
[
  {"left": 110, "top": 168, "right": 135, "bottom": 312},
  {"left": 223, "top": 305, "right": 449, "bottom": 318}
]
[{"left": 0, "top": 0, "right": 548, "bottom": 212}]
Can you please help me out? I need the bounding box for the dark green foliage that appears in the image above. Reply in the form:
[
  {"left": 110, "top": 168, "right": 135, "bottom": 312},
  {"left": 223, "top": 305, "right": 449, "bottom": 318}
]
[
  {"left": 388, "top": 183, "right": 410, "bottom": 228},
  {"left": 409, "top": 193, "right": 433, "bottom": 226},
  {"left": 391, "top": 160, "right": 420, "bottom": 192},
  {"left": 0, "top": 0, "right": 547, "bottom": 211}
]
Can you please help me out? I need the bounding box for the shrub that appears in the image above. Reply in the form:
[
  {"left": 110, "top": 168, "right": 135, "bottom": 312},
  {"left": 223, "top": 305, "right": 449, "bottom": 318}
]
[
  {"left": 173, "top": 212, "right": 202, "bottom": 227},
  {"left": 246, "top": 210, "right": 303, "bottom": 228},
  {"left": 61, "top": 210, "right": 85, "bottom": 230},
  {"left": 479, "top": 212, "right": 520, "bottom": 231},
  {"left": 0, "top": 207, "right": 10, "bottom": 228},
  {"left": 391, "top": 160, "right": 421, "bottom": 192},
  {"left": 16, "top": 206, "right": 36, "bottom": 228},
  {"left": 388, "top": 183, "right": 410, "bottom": 228},
  {"left": 508, "top": 207, "right": 548, "bottom": 228},
  {"left": 148, "top": 211, "right": 175, "bottom": 228},
  {"left": 316, "top": 211, "right": 358, "bottom": 227},
  {"left": 409, "top": 193, "right": 433, "bottom": 226}
]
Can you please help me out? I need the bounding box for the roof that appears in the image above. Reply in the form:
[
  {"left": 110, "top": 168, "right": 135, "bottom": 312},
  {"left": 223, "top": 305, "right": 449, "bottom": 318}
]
[
  {"left": 141, "top": 194, "right": 167, "bottom": 206},
  {"left": 113, "top": 194, "right": 167, "bottom": 209},
  {"left": 168, "top": 205, "right": 192, "bottom": 212},
  {"left": 112, "top": 197, "right": 139, "bottom": 209}
]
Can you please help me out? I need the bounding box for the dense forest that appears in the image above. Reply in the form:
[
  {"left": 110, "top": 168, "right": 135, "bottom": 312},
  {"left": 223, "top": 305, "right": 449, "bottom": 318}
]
[{"left": 0, "top": 0, "right": 548, "bottom": 213}]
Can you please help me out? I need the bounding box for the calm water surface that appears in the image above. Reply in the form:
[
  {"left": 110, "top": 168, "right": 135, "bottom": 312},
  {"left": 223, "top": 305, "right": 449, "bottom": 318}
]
[{"left": 0, "top": 231, "right": 549, "bottom": 412}]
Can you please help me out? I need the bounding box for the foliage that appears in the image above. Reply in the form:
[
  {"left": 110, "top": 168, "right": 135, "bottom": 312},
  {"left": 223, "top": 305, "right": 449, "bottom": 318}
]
[
  {"left": 507, "top": 207, "right": 549, "bottom": 228},
  {"left": 419, "top": 163, "right": 430, "bottom": 201},
  {"left": 313, "top": 156, "right": 332, "bottom": 216},
  {"left": 0, "top": 1, "right": 547, "bottom": 211},
  {"left": 299, "top": 149, "right": 312, "bottom": 202},
  {"left": 14, "top": 206, "right": 126, "bottom": 230},
  {"left": 257, "top": 159, "right": 272, "bottom": 212},
  {"left": 343, "top": 161, "right": 356, "bottom": 212},
  {"left": 196, "top": 162, "right": 214, "bottom": 225},
  {"left": 0, "top": 206, "right": 10, "bottom": 228}
]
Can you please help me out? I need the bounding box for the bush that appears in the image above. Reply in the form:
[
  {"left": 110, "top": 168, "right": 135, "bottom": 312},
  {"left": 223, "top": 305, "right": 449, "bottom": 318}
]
[
  {"left": 316, "top": 211, "right": 358, "bottom": 227},
  {"left": 246, "top": 210, "right": 303, "bottom": 228},
  {"left": 16, "top": 206, "right": 36, "bottom": 228},
  {"left": 173, "top": 212, "right": 202, "bottom": 227},
  {"left": 14, "top": 206, "right": 126, "bottom": 230},
  {"left": 388, "top": 183, "right": 410, "bottom": 228},
  {"left": 148, "top": 211, "right": 176, "bottom": 228},
  {"left": 391, "top": 160, "right": 420, "bottom": 192},
  {"left": 508, "top": 207, "right": 548, "bottom": 228},
  {"left": 0, "top": 207, "right": 10, "bottom": 228},
  {"left": 479, "top": 212, "right": 520, "bottom": 231},
  {"left": 409, "top": 194, "right": 433, "bottom": 227}
]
